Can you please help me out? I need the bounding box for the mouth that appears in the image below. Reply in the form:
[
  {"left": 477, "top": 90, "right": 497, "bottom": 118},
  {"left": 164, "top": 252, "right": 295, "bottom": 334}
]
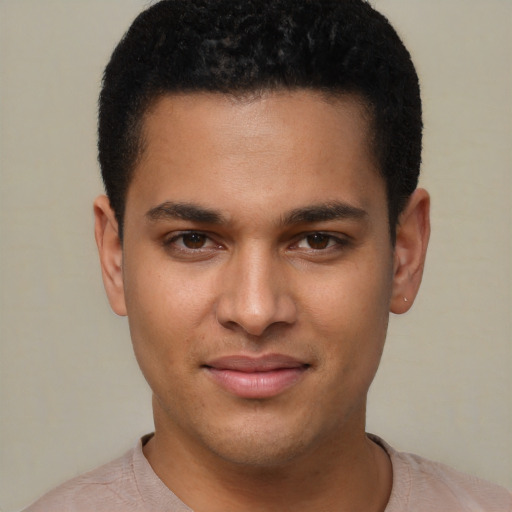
[{"left": 203, "top": 354, "right": 310, "bottom": 399}]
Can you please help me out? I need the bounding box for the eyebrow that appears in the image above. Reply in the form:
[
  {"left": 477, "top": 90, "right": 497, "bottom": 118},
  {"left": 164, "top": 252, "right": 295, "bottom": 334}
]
[
  {"left": 146, "top": 202, "right": 225, "bottom": 224},
  {"left": 282, "top": 202, "right": 368, "bottom": 225},
  {"left": 145, "top": 200, "right": 367, "bottom": 226}
]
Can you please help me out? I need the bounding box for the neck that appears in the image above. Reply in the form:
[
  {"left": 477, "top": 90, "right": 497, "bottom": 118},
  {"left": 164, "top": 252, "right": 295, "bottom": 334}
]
[{"left": 144, "top": 403, "right": 392, "bottom": 512}]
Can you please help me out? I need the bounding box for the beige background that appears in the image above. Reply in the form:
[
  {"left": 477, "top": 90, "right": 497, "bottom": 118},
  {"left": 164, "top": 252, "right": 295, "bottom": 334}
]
[{"left": 0, "top": 1, "right": 510, "bottom": 510}]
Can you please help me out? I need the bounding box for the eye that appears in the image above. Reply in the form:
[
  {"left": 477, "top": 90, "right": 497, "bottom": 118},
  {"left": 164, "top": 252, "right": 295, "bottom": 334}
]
[
  {"left": 164, "top": 231, "right": 219, "bottom": 252},
  {"left": 296, "top": 233, "right": 340, "bottom": 250},
  {"left": 180, "top": 232, "right": 208, "bottom": 249}
]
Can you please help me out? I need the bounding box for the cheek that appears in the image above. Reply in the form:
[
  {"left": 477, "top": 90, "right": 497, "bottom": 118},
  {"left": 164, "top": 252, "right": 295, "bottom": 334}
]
[
  {"left": 303, "top": 259, "right": 392, "bottom": 334},
  {"left": 125, "top": 254, "right": 214, "bottom": 327},
  {"left": 301, "top": 258, "right": 392, "bottom": 381},
  {"left": 122, "top": 258, "right": 215, "bottom": 381}
]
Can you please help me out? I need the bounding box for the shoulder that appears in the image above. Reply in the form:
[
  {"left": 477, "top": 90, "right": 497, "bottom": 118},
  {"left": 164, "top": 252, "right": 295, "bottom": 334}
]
[
  {"left": 22, "top": 447, "right": 142, "bottom": 512},
  {"left": 396, "top": 450, "right": 512, "bottom": 510},
  {"left": 371, "top": 436, "right": 512, "bottom": 512}
]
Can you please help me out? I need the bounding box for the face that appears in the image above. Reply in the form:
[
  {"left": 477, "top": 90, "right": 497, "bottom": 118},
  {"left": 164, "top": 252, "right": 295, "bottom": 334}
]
[{"left": 97, "top": 90, "right": 424, "bottom": 468}]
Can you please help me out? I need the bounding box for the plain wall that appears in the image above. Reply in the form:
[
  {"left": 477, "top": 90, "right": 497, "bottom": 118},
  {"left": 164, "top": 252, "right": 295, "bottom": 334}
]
[{"left": 0, "top": 1, "right": 510, "bottom": 510}]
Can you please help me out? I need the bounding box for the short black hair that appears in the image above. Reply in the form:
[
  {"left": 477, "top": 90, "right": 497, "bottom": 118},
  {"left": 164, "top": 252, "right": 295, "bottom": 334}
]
[{"left": 99, "top": 0, "right": 422, "bottom": 241}]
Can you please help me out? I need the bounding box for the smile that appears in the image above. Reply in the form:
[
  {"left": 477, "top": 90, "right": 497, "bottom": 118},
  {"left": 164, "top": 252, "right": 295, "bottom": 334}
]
[{"left": 203, "top": 354, "right": 310, "bottom": 399}]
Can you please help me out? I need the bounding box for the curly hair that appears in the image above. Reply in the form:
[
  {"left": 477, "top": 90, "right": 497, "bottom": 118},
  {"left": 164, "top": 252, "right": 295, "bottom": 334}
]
[{"left": 99, "top": 0, "right": 422, "bottom": 240}]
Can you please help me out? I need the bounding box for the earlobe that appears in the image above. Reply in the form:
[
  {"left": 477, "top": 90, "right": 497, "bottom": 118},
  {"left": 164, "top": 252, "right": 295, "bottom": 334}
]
[
  {"left": 93, "top": 195, "right": 127, "bottom": 316},
  {"left": 390, "top": 188, "right": 430, "bottom": 314}
]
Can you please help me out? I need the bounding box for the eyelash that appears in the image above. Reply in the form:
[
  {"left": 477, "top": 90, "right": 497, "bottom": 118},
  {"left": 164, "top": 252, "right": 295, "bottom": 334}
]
[
  {"left": 293, "top": 233, "right": 347, "bottom": 251},
  {"left": 163, "top": 231, "right": 220, "bottom": 252},
  {"left": 163, "top": 231, "right": 350, "bottom": 255}
]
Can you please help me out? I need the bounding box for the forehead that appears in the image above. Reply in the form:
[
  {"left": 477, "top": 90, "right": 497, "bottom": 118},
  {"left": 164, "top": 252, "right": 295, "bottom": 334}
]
[
  {"left": 140, "top": 89, "right": 375, "bottom": 161},
  {"left": 127, "top": 90, "right": 385, "bottom": 224}
]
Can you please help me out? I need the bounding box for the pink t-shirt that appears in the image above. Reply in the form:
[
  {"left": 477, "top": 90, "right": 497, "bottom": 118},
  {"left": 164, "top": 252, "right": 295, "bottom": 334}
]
[{"left": 24, "top": 434, "right": 512, "bottom": 511}]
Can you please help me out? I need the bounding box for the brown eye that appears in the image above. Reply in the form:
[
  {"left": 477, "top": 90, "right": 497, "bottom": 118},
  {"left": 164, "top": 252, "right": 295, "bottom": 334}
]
[
  {"left": 306, "top": 233, "right": 331, "bottom": 249},
  {"left": 181, "top": 233, "right": 207, "bottom": 249}
]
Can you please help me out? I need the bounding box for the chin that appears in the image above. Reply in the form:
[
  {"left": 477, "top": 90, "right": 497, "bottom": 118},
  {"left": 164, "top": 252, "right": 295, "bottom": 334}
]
[{"left": 199, "top": 417, "right": 319, "bottom": 469}]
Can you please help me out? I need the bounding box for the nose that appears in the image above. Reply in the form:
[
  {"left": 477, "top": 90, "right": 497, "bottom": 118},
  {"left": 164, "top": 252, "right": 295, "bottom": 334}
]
[{"left": 215, "top": 245, "right": 297, "bottom": 336}]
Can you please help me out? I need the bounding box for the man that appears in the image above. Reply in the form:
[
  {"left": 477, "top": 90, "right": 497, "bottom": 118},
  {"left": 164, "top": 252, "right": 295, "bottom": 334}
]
[{"left": 24, "top": 0, "right": 511, "bottom": 510}]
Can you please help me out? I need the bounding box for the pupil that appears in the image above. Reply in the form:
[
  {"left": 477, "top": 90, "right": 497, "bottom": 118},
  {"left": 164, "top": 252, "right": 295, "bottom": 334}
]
[
  {"left": 183, "top": 233, "right": 205, "bottom": 249},
  {"left": 307, "top": 234, "right": 329, "bottom": 249}
]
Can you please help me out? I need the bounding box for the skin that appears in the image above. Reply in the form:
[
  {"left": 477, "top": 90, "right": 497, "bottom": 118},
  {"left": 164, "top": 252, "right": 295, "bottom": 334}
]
[{"left": 94, "top": 90, "right": 430, "bottom": 511}]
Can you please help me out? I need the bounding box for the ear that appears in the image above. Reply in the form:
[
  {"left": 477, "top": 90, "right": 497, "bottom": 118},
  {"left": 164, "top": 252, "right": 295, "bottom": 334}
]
[
  {"left": 93, "top": 195, "right": 127, "bottom": 316},
  {"left": 390, "top": 188, "right": 430, "bottom": 314}
]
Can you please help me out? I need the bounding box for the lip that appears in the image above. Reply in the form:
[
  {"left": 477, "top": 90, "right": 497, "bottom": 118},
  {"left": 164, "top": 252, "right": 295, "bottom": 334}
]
[{"left": 203, "top": 354, "right": 310, "bottom": 399}]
